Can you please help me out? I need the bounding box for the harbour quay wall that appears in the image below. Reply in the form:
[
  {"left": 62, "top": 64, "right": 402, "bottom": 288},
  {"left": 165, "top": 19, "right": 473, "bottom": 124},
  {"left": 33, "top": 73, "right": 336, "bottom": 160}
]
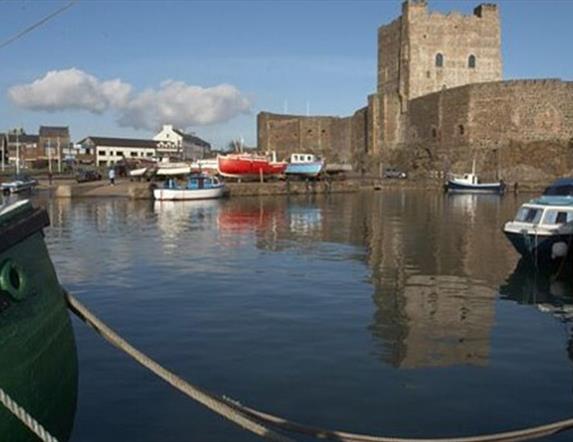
[{"left": 49, "top": 179, "right": 364, "bottom": 199}]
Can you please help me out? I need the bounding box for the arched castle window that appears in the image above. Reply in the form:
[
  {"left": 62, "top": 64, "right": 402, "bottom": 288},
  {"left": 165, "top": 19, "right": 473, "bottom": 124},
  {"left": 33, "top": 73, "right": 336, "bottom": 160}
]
[
  {"left": 435, "top": 53, "right": 444, "bottom": 68},
  {"left": 468, "top": 55, "right": 476, "bottom": 68},
  {"left": 458, "top": 124, "right": 465, "bottom": 135},
  {"left": 431, "top": 127, "right": 437, "bottom": 139}
]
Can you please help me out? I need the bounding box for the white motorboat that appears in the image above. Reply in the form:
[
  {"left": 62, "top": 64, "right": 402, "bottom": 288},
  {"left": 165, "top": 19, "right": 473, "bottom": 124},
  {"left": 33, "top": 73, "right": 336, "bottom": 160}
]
[
  {"left": 503, "top": 178, "right": 573, "bottom": 264},
  {"left": 153, "top": 174, "right": 225, "bottom": 201}
]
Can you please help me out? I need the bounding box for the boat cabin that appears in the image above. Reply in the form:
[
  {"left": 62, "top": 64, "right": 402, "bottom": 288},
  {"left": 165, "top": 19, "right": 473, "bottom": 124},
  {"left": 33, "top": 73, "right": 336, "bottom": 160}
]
[
  {"left": 164, "top": 174, "right": 221, "bottom": 190},
  {"left": 512, "top": 202, "right": 573, "bottom": 228},
  {"left": 290, "top": 153, "right": 317, "bottom": 164},
  {"left": 457, "top": 173, "right": 479, "bottom": 185}
]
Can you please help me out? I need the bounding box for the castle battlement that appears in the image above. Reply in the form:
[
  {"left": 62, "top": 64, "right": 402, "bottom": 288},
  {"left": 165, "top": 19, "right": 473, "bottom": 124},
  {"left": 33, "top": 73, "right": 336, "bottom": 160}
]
[{"left": 473, "top": 3, "right": 497, "bottom": 17}]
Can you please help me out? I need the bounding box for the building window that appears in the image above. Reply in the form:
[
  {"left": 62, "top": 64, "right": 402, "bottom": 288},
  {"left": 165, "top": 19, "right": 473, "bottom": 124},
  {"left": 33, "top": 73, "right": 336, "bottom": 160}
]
[
  {"left": 468, "top": 55, "right": 476, "bottom": 68},
  {"left": 130, "top": 152, "right": 138, "bottom": 157},
  {"left": 426, "top": 70, "right": 431, "bottom": 78},
  {"left": 435, "top": 53, "right": 444, "bottom": 68},
  {"left": 147, "top": 152, "right": 153, "bottom": 157},
  {"left": 98, "top": 150, "right": 105, "bottom": 156},
  {"left": 431, "top": 128, "right": 437, "bottom": 138},
  {"left": 459, "top": 124, "right": 465, "bottom": 135}
]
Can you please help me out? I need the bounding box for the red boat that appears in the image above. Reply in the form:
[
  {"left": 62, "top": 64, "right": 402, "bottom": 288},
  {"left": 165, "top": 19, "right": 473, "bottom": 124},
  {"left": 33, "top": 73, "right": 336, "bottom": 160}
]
[{"left": 217, "top": 153, "right": 287, "bottom": 179}]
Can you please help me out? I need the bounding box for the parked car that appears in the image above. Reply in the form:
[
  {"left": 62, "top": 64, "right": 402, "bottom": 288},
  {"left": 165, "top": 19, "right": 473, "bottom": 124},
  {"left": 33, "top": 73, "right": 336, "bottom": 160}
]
[
  {"left": 383, "top": 167, "right": 407, "bottom": 179},
  {"left": 76, "top": 170, "right": 102, "bottom": 183}
]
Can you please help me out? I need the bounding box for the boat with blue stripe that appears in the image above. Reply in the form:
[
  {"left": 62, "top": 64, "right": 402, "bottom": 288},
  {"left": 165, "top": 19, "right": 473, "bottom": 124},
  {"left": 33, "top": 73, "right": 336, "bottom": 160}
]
[
  {"left": 153, "top": 173, "right": 225, "bottom": 201},
  {"left": 285, "top": 153, "right": 324, "bottom": 178}
]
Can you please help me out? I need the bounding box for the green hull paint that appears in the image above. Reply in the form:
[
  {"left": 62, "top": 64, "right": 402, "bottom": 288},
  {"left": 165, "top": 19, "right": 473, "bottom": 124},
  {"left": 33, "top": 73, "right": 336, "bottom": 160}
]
[{"left": 0, "top": 201, "right": 78, "bottom": 441}]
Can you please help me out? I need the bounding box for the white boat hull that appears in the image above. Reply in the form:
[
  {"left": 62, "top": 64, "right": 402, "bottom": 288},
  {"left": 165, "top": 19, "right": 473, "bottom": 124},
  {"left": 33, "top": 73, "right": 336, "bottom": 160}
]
[{"left": 153, "top": 186, "right": 225, "bottom": 201}]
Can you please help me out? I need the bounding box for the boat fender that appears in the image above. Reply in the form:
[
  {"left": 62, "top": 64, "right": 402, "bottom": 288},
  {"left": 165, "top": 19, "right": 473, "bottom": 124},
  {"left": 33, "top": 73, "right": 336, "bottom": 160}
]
[
  {"left": 0, "top": 260, "right": 28, "bottom": 301},
  {"left": 552, "top": 242, "right": 568, "bottom": 259}
]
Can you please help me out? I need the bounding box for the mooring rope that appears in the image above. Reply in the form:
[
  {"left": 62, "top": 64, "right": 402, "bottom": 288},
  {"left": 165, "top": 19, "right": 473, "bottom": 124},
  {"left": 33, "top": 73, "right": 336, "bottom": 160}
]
[
  {"left": 65, "top": 291, "right": 573, "bottom": 442},
  {"left": 0, "top": 387, "right": 58, "bottom": 442}
]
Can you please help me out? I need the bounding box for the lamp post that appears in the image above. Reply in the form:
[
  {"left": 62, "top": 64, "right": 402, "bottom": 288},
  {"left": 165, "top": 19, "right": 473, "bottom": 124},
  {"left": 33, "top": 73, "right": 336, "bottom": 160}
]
[
  {"left": 15, "top": 130, "right": 20, "bottom": 175},
  {"left": 1, "top": 135, "right": 5, "bottom": 172},
  {"left": 57, "top": 136, "right": 62, "bottom": 173},
  {"left": 48, "top": 138, "right": 52, "bottom": 174}
]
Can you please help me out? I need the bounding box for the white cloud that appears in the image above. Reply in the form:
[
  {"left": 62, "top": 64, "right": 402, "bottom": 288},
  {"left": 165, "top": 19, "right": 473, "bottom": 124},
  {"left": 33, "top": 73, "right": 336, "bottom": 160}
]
[
  {"left": 8, "top": 68, "right": 131, "bottom": 113},
  {"left": 8, "top": 69, "right": 252, "bottom": 131},
  {"left": 117, "top": 80, "right": 251, "bottom": 130}
]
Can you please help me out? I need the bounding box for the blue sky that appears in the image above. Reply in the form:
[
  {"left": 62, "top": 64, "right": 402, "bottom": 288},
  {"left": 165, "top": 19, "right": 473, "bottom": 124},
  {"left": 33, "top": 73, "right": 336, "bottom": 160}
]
[{"left": 0, "top": 0, "right": 572, "bottom": 149}]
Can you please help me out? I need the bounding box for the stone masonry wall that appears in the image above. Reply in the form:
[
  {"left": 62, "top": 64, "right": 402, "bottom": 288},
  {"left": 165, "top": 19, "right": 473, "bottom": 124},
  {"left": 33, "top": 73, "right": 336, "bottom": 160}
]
[
  {"left": 404, "top": 80, "right": 573, "bottom": 179},
  {"left": 406, "top": 2, "right": 502, "bottom": 100},
  {"left": 257, "top": 112, "right": 358, "bottom": 164}
]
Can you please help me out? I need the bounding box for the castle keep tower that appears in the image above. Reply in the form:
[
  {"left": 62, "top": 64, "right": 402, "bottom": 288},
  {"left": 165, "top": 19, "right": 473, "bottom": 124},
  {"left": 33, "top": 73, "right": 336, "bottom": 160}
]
[{"left": 376, "top": 0, "right": 502, "bottom": 147}]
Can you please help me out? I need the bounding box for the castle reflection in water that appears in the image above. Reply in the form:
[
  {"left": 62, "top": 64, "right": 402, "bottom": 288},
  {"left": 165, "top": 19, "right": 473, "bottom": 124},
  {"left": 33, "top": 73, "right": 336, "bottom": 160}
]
[{"left": 39, "top": 190, "right": 572, "bottom": 369}]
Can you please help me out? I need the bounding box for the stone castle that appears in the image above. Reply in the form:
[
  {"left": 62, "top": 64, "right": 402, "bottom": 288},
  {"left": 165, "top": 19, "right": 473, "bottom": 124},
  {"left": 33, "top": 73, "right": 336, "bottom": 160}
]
[{"left": 257, "top": 0, "right": 573, "bottom": 181}]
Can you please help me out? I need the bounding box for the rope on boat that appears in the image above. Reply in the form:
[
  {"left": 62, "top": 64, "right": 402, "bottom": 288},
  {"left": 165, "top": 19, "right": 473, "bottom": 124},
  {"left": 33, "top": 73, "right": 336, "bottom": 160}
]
[
  {"left": 66, "top": 290, "right": 573, "bottom": 442},
  {"left": 0, "top": 387, "right": 58, "bottom": 442}
]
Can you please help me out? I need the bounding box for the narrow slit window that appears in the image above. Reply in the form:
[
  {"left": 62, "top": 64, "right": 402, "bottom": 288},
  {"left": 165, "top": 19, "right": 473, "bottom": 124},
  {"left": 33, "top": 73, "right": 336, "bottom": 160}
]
[
  {"left": 435, "top": 53, "right": 444, "bottom": 68},
  {"left": 468, "top": 55, "right": 476, "bottom": 68}
]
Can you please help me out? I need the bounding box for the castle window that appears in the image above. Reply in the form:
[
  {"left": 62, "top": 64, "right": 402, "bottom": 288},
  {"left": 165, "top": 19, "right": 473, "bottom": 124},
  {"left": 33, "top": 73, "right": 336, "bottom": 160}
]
[
  {"left": 435, "top": 53, "right": 444, "bottom": 68},
  {"left": 426, "top": 70, "right": 431, "bottom": 78},
  {"left": 459, "top": 124, "right": 465, "bottom": 135},
  {"left": 307, "top": 129, "right": 312, "bottom": 134},
  {"left": 468, "top": 55, "right": 476, "bottom": 68},
  {"left": 431, "top": 128, "right": 437, "bottom": 139}
]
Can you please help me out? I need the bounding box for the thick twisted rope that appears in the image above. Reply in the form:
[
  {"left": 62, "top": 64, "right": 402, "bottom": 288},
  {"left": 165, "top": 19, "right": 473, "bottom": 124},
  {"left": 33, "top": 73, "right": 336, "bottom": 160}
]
[
  {"left": 65, "top": 291, "right": 573, "bottom": 442},
  {"left": 0, "top": 387, "right": 58, "bottom": 442}
]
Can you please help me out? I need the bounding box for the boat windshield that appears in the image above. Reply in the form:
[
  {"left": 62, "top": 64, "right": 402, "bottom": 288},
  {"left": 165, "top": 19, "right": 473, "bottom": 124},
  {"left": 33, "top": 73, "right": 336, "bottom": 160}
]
[
  {"left": 543, "top": 209, "right": 573, "bottom": 225},
  {"left": 515, "top": 207, "right": 543, "bottom": 224},
  {"left": 543, "top": 185, "right": 573, "bottom": 196}
]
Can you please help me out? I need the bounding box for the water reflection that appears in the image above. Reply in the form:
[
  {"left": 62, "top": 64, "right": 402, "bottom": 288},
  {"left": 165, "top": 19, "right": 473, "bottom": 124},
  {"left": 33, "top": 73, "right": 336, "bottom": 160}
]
[
  {"left": 196, "top": 191, "right": 513, "bottom": 369},
  {"left": 500, "top": 260, "right": 573, "bottom": 360},
  {"left": 34, "top": 191, "right": 534, "bottom": 371},
  {"left": 364, "top": 192, "right": 507, "bottom": 368}
]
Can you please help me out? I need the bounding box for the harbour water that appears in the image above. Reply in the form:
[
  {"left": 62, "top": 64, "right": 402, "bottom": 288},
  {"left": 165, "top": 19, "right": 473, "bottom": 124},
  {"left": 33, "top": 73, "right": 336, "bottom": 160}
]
[{"left": 32, "top": 190, "right": 573, "bottom": 441}]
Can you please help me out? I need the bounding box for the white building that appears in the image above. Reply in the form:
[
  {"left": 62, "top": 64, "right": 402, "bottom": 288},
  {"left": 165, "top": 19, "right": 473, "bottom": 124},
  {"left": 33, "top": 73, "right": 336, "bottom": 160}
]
[
  {"left": 153, "top": 125, "right": 211, "bottom": 161},
  {"left": 78, "top": 136, "right": 158, "bottom": 167}
]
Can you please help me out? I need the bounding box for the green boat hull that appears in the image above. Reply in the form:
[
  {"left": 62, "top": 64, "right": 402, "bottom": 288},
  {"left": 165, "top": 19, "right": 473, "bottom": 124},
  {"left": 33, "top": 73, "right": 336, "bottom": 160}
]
[{"left": 0, "top": 201, "right": 78, "bottom": 441}]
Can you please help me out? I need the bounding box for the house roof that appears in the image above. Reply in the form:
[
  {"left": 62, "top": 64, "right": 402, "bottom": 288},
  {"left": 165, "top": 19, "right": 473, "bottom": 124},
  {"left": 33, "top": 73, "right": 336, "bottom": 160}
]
[
  {"left": 7, "top": 134, "right": 39, "bottom": 144},
  {"left": 172, "top": 129, "right": 211, "bottom": 148},
  {"left": 39, "top": 126, "right": 69, "bottom": 137},
  {"left": 79, "top": 136, "right": 159, "bottom": 149}
]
